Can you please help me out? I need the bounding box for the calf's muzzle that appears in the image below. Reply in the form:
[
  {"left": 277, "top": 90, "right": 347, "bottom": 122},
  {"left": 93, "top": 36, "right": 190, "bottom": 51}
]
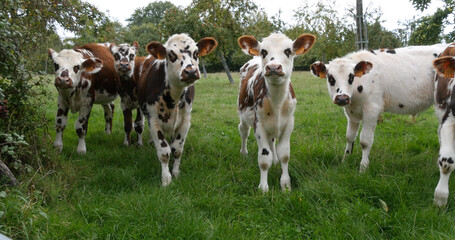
[
  {"left": 334, "top": 94, "right": 350, "bottom": 106},
  {"left": 265, "top": 64, "right": 285, "bottom": 76}
]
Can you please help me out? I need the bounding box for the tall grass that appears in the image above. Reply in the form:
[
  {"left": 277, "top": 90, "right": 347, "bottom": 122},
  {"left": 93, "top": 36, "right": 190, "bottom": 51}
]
[{"left": 16, "top": 72, "right": 455, "bottom": 238}]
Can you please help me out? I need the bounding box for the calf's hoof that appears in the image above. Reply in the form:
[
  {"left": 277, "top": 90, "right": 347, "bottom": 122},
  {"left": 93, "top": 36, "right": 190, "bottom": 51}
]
[
  {"left": 258, "top": 183, "right": 269, "bottom": 193},
  {"left": 54, "top": 144, "right": 63, "bottom": 153},
  {"left": 434, "top": 189, "right": 449, "bottom": 207},
  {"left": 162, "top": 172, "right": 172, "bottom": 187}
]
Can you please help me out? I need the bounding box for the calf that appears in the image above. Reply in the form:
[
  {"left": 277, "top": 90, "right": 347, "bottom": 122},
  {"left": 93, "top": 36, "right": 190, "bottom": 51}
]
[
  {"left": 237, "top": 33, "right": 316, "bottom": 192},
  {"left": 109, "top": 42, "right": 146, "bottom": 146},
  {"left": 432, "top": 43, "right": 455, "bottom": 207},
  {"left": 138, "top": 33, "right": 217, "bottom": 186},
  {"left": 311, "top": 44, "right": 448, "bottom": 172},
  {"left": 48, "top": 43, "right": 119, "bottom": 154}
]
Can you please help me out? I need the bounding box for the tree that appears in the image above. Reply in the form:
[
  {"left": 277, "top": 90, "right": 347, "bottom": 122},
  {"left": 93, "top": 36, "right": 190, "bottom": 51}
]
[
  {"left": 291, "top": 0, "right": 356, "bottom": 67},
  {"left": 0, "top": 0, "right": 111, "bottom": 181},
  {"left": 127, "top": 1, "right": 175, "bottom": 27},
  {"left": 408, "top": 0, "right": 455, "bottom": 44},
  {"left": 409, "top": 8, "right": 452, "bottom": 45}
]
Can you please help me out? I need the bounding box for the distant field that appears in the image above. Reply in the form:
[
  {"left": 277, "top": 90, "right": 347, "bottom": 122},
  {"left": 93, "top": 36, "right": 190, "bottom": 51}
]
[{"left": 40, "top": 71, "right": 455, "bottom": 239}]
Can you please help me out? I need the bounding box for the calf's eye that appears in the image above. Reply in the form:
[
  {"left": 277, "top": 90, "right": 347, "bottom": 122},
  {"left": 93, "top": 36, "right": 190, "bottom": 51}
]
[
  {"left": 260, "top": 49, "right": 268, "bottom": 59},
  {"left": 193, "top": 51, "right": 199, "bottom": 60},
  {"left": 73, "top": 65, "right": 80, "bottom": 73},
  {"left": 54, "top": 63, "right": 59, "bottom": 71},
  {"left": 169, "top": 50, "right": 177, "bottom": 62},
  {"left": 284, "top": 48, "right": 291, "bottom": 57}
]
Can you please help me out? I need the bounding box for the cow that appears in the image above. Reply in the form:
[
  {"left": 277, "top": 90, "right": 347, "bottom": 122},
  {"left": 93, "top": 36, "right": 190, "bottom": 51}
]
[
  {"left": 432, "top": 43, "right": 455, "bottom": 207},
  {"left": 48, "top": 43, "right": 119, "bottom": 154},
  {"left": 137, "top": 33, "right": 217, "bottom": 186},
  {"left": 109, "top": 42, "right": 146, "bottom": 146},
  {"left": 237, "top": 33, "right": 316, "bottom": 192},
  {"left": 310, "top": 44, "right": 448, "bottom": 172}
]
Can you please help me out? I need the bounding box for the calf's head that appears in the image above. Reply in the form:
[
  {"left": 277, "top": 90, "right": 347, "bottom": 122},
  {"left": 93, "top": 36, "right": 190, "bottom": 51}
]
[
  {"left": 311, "top": 59, "right": 372, "bottom": 106},
  {"left": 48, "top": 48, "right": 103, "bottom": 89},
  {"left": 146, "top": 34, "right": 217, "bottom": 87},
  {"left": 110, "top": 41, "right": 139, "bottom": 78},
  {"left": 238, "top": 33, "right": 316, "bottom": 85}
]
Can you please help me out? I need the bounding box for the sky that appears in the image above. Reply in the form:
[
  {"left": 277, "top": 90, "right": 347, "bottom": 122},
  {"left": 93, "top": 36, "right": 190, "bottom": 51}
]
[{"left": 59, "top": 0, "right": 448, "bottom": 38}]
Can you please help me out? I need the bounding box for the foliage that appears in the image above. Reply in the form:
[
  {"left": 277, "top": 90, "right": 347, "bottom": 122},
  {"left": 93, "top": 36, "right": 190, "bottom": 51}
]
[
  {"left": 127, "top": 1, "right": 175, "bottom": 27},
  {"left": 367, "top": 21, "right": 403, "bottom": 49},
  {"left": 409, "top": 8, "right": 452, "bottom": 45},
  {"left": 289, "top": 0, "right": 356, "bottom": 68},
  {"left": 408, "top": 0, "right": 455, "bottom": 44}
]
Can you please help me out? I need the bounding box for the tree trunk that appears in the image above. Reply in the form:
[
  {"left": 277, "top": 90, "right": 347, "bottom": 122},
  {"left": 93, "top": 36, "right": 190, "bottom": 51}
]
[
  {"left": 219, "top": 51, "right": 234, "bottom": 84},
  {"left": 0, "top": 155, "right": 19, "bottom": 186},
  {"left": 201, "top": 58, "right": 207, "bottom": 78}
]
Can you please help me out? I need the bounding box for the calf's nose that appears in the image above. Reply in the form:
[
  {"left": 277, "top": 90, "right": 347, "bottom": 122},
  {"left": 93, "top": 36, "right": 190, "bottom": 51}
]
[
  {"left": 334, "top": 94, "right": 350, "bottom": 106},
  {"left": 265, "top": 64, "right": 284, "bottom": 76}
]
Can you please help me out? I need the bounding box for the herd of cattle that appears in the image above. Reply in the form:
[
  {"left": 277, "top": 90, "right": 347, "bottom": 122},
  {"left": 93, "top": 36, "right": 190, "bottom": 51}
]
[{"left": 48, "top": 32, "right": 455, "bottom": 207}]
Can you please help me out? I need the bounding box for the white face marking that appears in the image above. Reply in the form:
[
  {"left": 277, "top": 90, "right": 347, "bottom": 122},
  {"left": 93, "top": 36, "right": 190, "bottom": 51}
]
[
  {"left": 164, "top": 34, "right": 200, "bottom": 85},
  {"left": 258, "top": 34, "right": 295, "bottom": 84},
  {"left": 50, "top": 49, "right": 85, "bottom": 89}
]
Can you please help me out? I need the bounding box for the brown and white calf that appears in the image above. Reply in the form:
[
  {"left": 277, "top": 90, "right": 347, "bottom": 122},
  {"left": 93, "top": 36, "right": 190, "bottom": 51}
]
[
  {"left": 48, "top": 44, "right": 119, "bottom": 154},
  {"left": 432, "top": 43, "right": 455, "bottom": 207},
  {"left": 237, "top": 33, "right": 316, "bottom": 192},
  {"left": 109, "top": 42, "right": 147, "bottom": 146},
  {"left": 310, "top": 44, "right": 448, "bottom": 172},
  {"left": 138, "top": 34, "right": 217, "bottom": 186}
]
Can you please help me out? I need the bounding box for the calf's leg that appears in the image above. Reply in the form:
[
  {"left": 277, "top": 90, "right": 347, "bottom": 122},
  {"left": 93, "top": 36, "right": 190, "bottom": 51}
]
[
  {"left": 434, "top": 120, "right": 455, "bottom": 207},
  {"left": 255, "top": 122, "right": 273, "bottom": 192},
  {"left": 102, "top": 103, "right": 115, "bottom": 135},
  {"left": 239, "top": 119, "right": 250, "bottom": 156},
  {"left": 75, "top": 105, "right": 92, "bottom": 154},
  {"left": 54, "top": 102, "right": 69, "bottom": 153},
  {"left": 134, "top": 108, "right": 144, "bottom": 146},
  {"left": 277, "top": 117, "right": 294, "bottom": 191}
]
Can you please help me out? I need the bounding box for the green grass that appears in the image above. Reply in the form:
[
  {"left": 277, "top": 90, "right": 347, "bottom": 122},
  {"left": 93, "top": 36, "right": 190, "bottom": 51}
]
[{"left": 12, "top": 72, "right": 455, "bottom": 238}]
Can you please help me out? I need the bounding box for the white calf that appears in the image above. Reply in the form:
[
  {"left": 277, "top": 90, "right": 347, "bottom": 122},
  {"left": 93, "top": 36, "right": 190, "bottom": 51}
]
[
  {"left": 237, "top": 33, "right": 316, "bottom": 192},
  {"left": 311, "top": 44, "right": 448, "bottom": 172}
]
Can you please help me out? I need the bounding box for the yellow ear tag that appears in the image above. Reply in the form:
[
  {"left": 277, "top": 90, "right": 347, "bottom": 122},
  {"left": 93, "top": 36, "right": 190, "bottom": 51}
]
[
  {"left": 444, "top": 69, "right": 454, "bottom": 78},
  {"left": 249, "top": 48, "right": 259, "bottom": 56},
  {"left": 354, "top": 72, "right": 363, "bottom": 77},
  {"left": 320, "top": 73, "right": 327, "bottom": 78}
]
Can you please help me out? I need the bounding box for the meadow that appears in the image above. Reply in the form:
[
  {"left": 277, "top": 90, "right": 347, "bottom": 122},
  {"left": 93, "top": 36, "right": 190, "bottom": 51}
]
[{"left": 30, "top": 71, "right": 455, "bottom": 238}]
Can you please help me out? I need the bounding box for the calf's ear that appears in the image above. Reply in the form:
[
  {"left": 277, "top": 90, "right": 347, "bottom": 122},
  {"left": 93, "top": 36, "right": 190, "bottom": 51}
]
[
  {"left": 293, "top": 34, "right": 316, "bottom": 55},
  {"left": 82, "top": 58, "right": 103, "bottom": 74},
  {"left": 197, "top": 37, "right": 218, "bottom": 57},
  {"left": 433, "top": 56, "right": 455, "bottom": 78},
  {"left": 353, "top": 61, "right": 373, "bottom": 77},
  {"left": 133, "top": 41, "right": 139, "bottom": 52},
  {"left": 238, "top": 35, "right": 260, "bottom": 56},
  {"left": 146, "top": 41, "right": 166, "bottom": 60},
  {"left": 48, "top": 48, "right": 58, "bottom": 60},
  {"left": 109, "top": 43, "right": 118, "bottom": 54},
  {"left": 310, "top": 61, "right": 327, "bottom": 78}
]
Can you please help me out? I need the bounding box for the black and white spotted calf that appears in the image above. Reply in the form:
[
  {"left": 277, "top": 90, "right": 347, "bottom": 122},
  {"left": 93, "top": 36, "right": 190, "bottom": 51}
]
[
  {"left": 137, "top": 33, "right": 217, "bottom": 186},
  {"left": 237, "top": 33, "right": 316, "bottom": 192},
  {"left": 311, "top": 44, "right": 448, "bottom": 172},
  {"left": 109, "top": 42, "right": 146, "bottom": 146},
  {"left": 48, "top": 44, "right": 119, "bottom": 154},
  {"left": 432, "top": 43, "right": 455, "bottom": 207}
]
